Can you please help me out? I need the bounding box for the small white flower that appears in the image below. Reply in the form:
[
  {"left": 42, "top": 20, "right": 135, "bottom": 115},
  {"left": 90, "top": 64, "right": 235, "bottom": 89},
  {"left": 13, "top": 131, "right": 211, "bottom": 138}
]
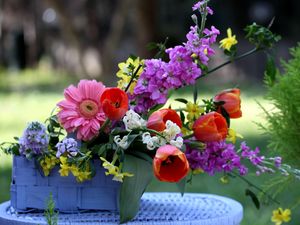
[
  {"left": 163, "top": 120, "right": 181, "bottom": 142},
  {"left": 152, "top": 136, "right": 166, "bottom": 146},
  {"left": 142, "top": 132, "right": 167, "bottom": 150},
  {"left": 114, "top": 135, "right": 129, "bottom": 149},
  {"left": 142, "top": 132, "right": 156, "bottom": 150},
  {"left": 123, "top": 109, "right": 147, "bottom": 131},
  {"left": 170, "top": 136, "right": 183, "bottom": 149}
]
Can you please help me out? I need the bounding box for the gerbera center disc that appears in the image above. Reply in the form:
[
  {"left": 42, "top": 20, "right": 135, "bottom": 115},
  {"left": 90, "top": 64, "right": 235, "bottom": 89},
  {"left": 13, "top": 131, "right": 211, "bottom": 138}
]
[{"left": 79, "top": 99, "right": 99, "bottom": 118}]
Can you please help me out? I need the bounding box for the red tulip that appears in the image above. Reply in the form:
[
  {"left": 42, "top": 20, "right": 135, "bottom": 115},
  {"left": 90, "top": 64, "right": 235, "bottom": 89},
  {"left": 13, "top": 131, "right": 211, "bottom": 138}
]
[
  {"left": 214, "top": 88, "right": 242, "bottom": 119},
  {"left": 192, "top": 112, "right": 228, "bottom": 142},
  {"left": 100, "top": 87, "right": 129, "bottom": 120},
  {"left": 153, "top": 145, "right": 189, "bottom": 182},
  {"left": 147, "top": 109, "right": 182, "bottom": 132}
]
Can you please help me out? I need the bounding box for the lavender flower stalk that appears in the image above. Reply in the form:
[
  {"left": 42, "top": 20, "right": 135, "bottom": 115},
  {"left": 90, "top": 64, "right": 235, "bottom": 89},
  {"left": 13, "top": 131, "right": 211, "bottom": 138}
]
[
  {"left": 56, "top": 138, "right": 79, "bottom": 158},
  {"left": 19, "top": 121, "right": 49, "bottom": 155}
]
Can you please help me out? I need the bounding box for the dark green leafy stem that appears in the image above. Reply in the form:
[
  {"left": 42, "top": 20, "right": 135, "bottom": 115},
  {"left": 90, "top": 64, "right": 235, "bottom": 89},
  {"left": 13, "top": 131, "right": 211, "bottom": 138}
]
[
  {"left": 0, "top": 142, "right": 20, "bottom": 155},
  {"left": 125, "top": 64, "right": 143, "bottom": 93},
  {"left": 198, "top": 48, "right": 259, "bottom": 80},
  {"left": 245, "top": 189, "right": 260, "bottom": 209},
  {"left": 147, "top": 37, "right": 169, "bottom": 59},
  {"left": 176, "top": 176, "right": 187, "bottom": 196},
  {"left": 230, "top": 171, "right": 280, "bottom": 205}
]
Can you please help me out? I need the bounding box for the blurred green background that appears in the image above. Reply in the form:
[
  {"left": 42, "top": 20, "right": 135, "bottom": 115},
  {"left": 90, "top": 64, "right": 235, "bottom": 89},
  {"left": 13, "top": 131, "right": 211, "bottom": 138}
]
[{"left": 1, "top": 0, "right": 300, "bottom": 224}]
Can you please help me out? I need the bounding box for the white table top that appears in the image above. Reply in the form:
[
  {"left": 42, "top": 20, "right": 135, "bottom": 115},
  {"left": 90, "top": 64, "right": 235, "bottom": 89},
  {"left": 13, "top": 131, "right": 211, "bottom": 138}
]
[{"left": 0, "top": 192, "right": 243, "bottom": 225}]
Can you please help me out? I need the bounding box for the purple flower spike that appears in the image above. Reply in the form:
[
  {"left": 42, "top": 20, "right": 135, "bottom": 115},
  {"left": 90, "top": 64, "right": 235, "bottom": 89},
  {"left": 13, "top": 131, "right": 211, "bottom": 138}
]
[
  {"left": 19, "top": 121, "right": 49, "bottom": 155},
  {"left": 56, "top": 138, "right": 79, "bottom": 158}
]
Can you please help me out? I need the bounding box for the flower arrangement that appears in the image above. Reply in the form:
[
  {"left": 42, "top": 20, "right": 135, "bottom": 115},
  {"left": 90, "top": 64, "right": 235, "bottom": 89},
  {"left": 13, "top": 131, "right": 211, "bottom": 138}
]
[{"left": 1, "top": 1, "right": 292, "bottom": 224}]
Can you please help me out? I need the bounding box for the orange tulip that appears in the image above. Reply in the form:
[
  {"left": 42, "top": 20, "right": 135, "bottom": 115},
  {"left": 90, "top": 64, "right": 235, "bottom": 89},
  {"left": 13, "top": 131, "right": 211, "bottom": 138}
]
[
  {"left": 100, "top": 87, "right": 129, "bottom": 120},
  {"left": 147, "top": 109, "right": 182, "bottom": 132},
  {"left": 214, "top": 88, "right": 242, "bottom": 119},
  {"left": 192, "top": 112, "right": 228, "bottom": 142},
  {"left": 153, "top": 145, "right": 189, "bottom": 182}
]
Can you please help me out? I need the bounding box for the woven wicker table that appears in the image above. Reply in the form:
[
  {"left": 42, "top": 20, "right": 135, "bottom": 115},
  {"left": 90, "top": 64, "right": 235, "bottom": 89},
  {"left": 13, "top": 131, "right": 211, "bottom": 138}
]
[{"left": 0, "top": 192, "right": 243, "bottom": 225}]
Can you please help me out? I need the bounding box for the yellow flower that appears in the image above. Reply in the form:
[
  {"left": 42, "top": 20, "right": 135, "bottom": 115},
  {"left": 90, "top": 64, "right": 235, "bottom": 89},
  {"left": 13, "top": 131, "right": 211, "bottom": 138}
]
[
  {"left": 116, "top": 57, "right": 143, "bottom": 94},
  {"left": 100, "top": 157, "right": 118, "bottom": 175},
  {"left": 185, "top": 101, "right": 204, "bottom": 122},
  {"left": 112, "top": 172, "right": 134, "bottom": 182},
  {"left": 59, "top": 164, "right": 70, "bottom": 177},
  {"left": 70, "top": 164, "right": 90, "bottom": 182},
  {"left": 220, "top": 176, "right": 229, "bottom": 184},
  {"left": 100, "top": 157, "right": 134, "bottom": 182},
  {"left": 192, "top": 168, "right": 204, "bottom": 175},
  {"left": 271, "top": 208, "right": 291, "bottom": 225},
  {"left": 226, "top": 128, "right": 243, "bottom": 144},
  {"left": 70, "top": 165, "right": 79, "bottom": 176},
  {"left": 181, "top": 126, "right": 192, "bottom": 136},
  {"left": 219, "top": 28, "right": 238, "bottom": 51},
  {"left": 59, "top": 156, "right": 71, "bottom": 177},
  {"left": 40, "top": 155, "right": 59, "bottom": 176},
  {"left": 76, "top": 171, "right": 91, "bottom": 182},
  {"left": 69, "top": 164, "right": 91, "bottom": 182}
]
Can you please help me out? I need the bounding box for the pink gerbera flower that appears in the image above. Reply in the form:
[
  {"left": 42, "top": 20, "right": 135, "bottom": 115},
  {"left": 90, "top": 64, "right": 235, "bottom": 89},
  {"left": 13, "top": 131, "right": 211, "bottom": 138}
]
[{"left": 57, "top": 80, "right": 106, "bottom": 141}]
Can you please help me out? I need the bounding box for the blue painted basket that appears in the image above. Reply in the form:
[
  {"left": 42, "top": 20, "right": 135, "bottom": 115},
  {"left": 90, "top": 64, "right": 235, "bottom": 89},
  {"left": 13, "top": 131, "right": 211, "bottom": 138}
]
[{"left": 10, "top": 156, "right": 120, "bottom": 212}]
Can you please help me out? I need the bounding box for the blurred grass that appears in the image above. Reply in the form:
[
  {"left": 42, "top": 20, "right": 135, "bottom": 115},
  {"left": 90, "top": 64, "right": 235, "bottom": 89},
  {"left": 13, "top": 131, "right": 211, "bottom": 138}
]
[{"left": 0, "top": 68, "right": 298, "bottom": 224}]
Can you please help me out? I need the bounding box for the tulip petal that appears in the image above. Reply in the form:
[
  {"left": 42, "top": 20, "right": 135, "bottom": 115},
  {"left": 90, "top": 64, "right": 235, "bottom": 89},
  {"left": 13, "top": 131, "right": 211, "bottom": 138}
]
[{"left": 153, "top": 145, "right": 189, "bottom": 183}]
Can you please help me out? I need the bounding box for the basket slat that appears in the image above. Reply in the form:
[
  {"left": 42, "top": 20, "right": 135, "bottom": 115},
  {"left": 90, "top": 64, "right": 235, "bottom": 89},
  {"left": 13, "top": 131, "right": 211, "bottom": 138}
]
[{"left": 10, "top": 156, "right": 120, "bottom": 212}]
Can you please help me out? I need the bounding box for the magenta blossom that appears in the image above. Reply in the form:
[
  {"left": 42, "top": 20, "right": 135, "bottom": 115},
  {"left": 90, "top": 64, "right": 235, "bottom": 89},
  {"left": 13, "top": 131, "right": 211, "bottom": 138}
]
[{"left": 192, "top": 1, "right": 214, "bottom": 15}]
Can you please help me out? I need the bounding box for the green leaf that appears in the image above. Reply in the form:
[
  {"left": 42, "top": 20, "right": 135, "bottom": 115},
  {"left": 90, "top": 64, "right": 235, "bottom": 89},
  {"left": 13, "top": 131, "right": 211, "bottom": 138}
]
[
  {"left": 128, "top": 151, "right": 153, "bottom": 164},
  {"left": 174, "top": 98, "right": 188, "bottom": 104},
  {"left": 264, "top": 54, "right": 277, "bottom": 87},
  {"left": 119, "top": 155, "right": 153, "bottom": 223},
  {"left": 176, "top": 176, "right": 187, "bottom": 196},
  {"left": 148, "top": 104, "right": 164, "bottom": 116},
  {"left": 129, "top": 54, "right": 138, "bottom": 61},
  {"left": 98, "top": 145, "right": 107, "bottom": 156},
  {"left": 193, "top": 84, "right": 198, "bottom": 104},
  {"left": 180, "top": 111, "right": 185, "bottom": 123},
  {"left": 220, "top": 106, "right": 230, "bottom": 128},
  {"left": 146, "top": 42, "right": 158, "bottom": 51},
  {"left": 126, "top": 134, "right": 141, "bottom": 148},
  {"left": 245, "top": 188, "right": 260, "bottom": 209}
]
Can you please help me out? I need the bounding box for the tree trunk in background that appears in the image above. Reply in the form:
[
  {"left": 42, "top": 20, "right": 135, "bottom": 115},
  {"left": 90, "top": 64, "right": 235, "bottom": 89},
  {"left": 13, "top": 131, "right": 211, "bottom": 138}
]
[
  {"left": 43, "top": 0, "right": 89, "bottom": 79},
  {"left": 134, "top": 0, "right": 157, "bottom": 58},
  {"left": 101, "top": 0, "right": 132, "bottom": 84}
]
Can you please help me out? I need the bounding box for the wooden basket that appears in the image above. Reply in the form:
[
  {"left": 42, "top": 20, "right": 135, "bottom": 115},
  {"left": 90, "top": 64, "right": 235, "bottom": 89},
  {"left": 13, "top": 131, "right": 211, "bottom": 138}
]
[{"left": 10, "top": 156, "right": 120, "bottom": 212}]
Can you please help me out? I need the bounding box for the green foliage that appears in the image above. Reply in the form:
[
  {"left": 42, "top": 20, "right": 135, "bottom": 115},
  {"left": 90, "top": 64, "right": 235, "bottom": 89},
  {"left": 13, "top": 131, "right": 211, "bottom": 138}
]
[
  {"left": 263, "top": 43, "right": 300, "bottom": 164},
  {"left": 244, "top": 23, "right": 281, "bottom": 50},
  {"left": 44, "top": 193, "right": 58, "bottom": 225},
  {"left": 0, "top": 62, "right": 76, "bottom": 94},
  {"left": 119, "top": 154, "right": 153, "bottom": 223},
  {"left": 245, "top": 188, "right": 260, "bottom": 209}
]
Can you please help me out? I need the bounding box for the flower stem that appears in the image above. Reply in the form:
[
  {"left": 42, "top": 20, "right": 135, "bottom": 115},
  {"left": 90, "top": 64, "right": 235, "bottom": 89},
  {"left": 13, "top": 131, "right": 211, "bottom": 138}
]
[
  {"left": 125, "top": 64, "right": 142, "bottom": 93},
  {"left": 99, "top": 119, "right": 111, "bottom": 134},
  {"left": 198, "top": 1, "right": 209, "bottom": 36},
  {"left": 231, "top": 171, "right": 280, "bottom": 205},
  {"left": 198, "top": 47, "right": 259, "bottom": 79},
  {"left": 183, "top": 133, "right": 194, "bottom": 140},
  {"left": 111, "top": 127, "right": 166, "bottom": 139},
  {"left": 134, "top": 128, "right": 166, "bottom": 139}
]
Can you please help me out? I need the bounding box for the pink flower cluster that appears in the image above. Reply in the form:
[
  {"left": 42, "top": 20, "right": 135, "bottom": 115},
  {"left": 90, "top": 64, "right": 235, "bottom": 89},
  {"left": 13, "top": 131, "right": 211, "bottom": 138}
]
[
  {"left": 185, "top": 141, "right": 247, "bottom": 176},
  {"left": 185, "top": 140, "right": 281, "bottom": 177},
  {"left": 132, "top": 7, "right": 219, "bottom": 113},
  {"left": 192, "top": 1, "right": 214, "bottom": 15}
]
